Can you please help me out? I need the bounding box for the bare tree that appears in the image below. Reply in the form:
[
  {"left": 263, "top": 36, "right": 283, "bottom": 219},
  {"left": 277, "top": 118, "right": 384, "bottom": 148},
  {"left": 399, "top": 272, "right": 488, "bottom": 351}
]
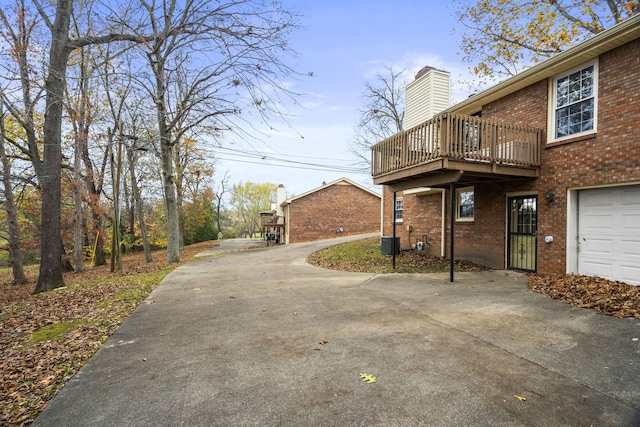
[
  {"left": 127, "top": 134, "right": 153, "bottom": 262},
  {"left": 350, "top": 65, "right": 405, "bottom": 168},
  {"left": 125, "top": 0, "right": 301, "bottom": 263},
  {"left": 215, "top": 170, "right": 231, "bottom": 236},
  {"left": 1, "top": 0, "right": 300, "bottom": 291},
  {"left": 116, "top": 97, "right": 155, "bottom": 263}
]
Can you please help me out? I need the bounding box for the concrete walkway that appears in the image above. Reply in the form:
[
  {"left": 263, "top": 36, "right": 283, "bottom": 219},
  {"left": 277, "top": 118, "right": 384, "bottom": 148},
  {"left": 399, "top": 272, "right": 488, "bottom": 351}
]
[{"left": 34, "top": 235, "right": 640, "bottom": 426}]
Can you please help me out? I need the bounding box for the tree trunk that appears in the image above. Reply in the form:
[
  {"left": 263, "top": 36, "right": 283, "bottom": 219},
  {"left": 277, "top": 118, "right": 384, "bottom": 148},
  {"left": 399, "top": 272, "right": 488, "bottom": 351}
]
[
  {"left": 0, "top": 116, "right": 27, "bottom": 285},
  {"left": 152, "top": 56, "right": 180, "bottom": 263},
  {"left": 128, "top": 148, "right": 152, "bottom": 263},
  {"left": 34, "top": 0, "right": 73, "bottom": 294},
  {"left": 82, "top": 142, "right": 107, "bottom": 267},
  {"left": 90, "top": 210, "right": 106, "bottom": 266},
  {"left": 72, "top": 135, "right": 84, "bottom": 272},
  {"left": 216, "top": 197, "right": 222, "bottom": 236},
  {"left": 175, "top": 166, "right": 185, "bottom": 249},
  {"left": 161, "top": 140, "right": 180, "bottom": 263}
]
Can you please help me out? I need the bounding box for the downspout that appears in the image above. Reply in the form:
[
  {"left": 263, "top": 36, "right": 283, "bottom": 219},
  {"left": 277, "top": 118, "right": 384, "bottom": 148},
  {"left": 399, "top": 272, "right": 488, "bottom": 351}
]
[
  {"left": 380, "top": 187, "right": 385, "bottom": 237},
  {"left": 440, "top": 189, "right": 446, "bottom": 258}
]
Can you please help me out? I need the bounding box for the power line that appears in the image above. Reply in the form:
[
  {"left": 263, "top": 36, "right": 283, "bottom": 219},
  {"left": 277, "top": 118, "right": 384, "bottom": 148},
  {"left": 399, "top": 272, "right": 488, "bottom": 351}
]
[
  {"left": 213, "top": 145, "right": 370, "bottom": 174},
  {"left": 215, "top": 145, "right": 356, "bottom": 163},
  {"left": 215, "top": 155, "right": 370, "bottom": 174}
]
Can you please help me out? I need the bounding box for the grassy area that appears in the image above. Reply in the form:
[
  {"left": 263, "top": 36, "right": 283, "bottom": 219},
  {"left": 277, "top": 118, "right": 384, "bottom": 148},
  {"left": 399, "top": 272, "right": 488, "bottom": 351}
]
[{"left": 306, "top": 237, "right": 487, "bottom": 274}]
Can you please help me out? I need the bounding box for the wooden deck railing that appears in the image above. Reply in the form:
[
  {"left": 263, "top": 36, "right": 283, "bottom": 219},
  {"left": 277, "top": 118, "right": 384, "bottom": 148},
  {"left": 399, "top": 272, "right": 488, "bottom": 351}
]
[
  {"left": 371, "top": 112, "right": 542, "bottom": 177},
  {"left": 261, "top": 215, "right": 283, "bottom": 227}
]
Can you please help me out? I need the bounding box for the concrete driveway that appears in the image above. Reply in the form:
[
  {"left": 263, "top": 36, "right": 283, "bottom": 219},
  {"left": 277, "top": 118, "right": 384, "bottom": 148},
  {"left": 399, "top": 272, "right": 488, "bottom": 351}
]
[{"left": 34, "top": 235, "right": 640, "bottom": 426}]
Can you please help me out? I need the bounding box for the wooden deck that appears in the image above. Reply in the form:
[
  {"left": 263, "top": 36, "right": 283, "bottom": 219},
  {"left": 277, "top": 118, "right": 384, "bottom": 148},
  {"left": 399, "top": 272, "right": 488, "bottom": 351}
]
[{"left": 371, "top": 112, "right": 542, "bottom": 191}]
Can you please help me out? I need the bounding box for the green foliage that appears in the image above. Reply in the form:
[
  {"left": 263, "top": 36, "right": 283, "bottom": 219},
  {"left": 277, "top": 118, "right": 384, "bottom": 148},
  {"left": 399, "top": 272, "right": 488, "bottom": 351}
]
[
  {"left": 229, "top": 181, "right": 278, "bottom": 238},
  {"left": 182, "top": 189, "right": 218, "bottom": 245},
  {"left": 0, "top": 246, "right": 40, "bottom": 267},
  {"left": 221, "top": 228, "right": 237, "bottom": 239}
]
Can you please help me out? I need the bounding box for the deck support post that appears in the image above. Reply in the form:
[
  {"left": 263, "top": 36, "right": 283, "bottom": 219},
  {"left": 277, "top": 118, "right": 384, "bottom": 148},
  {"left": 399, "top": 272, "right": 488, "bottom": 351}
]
[
  {"left": 392, "top": 191, "right": 397, "bottom": 270},
  {"left": 449, "top": 182, "right": 455, "bottom": 283}
]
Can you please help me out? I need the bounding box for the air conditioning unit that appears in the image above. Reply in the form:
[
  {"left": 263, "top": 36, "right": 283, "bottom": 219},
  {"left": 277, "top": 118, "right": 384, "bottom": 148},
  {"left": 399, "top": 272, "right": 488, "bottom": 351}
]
[{"left": 381, "top": 236, "right": 400, "bottom": 256}]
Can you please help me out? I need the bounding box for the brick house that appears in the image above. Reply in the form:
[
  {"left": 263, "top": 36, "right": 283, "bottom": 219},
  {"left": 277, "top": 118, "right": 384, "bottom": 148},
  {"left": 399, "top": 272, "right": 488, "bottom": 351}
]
[
  {"left": 372, "top": 15, "right": 640, "bottom": 285},
  {"left": 281, "top": 178, "right": 381, "bottom": 244}
]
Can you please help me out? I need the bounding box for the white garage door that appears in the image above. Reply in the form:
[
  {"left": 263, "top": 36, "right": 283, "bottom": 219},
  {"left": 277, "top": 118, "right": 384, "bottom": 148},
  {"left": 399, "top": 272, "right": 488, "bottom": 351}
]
[{"left": 578, "top": 185, "right": 640, "bottom": 285}]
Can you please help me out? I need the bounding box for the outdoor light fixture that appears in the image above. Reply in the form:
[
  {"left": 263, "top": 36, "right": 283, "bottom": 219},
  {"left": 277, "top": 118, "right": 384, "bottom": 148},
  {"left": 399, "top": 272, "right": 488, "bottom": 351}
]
[{"left": 544, "top": 190, "right": 555, "bottom": 203}]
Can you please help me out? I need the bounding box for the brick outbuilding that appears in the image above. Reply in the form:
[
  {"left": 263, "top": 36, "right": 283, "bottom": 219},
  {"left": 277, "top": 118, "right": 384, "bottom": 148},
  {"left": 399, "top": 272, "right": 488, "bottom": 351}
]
[{"left": 281, "top": 178, "right": 381, "bottom": 244}]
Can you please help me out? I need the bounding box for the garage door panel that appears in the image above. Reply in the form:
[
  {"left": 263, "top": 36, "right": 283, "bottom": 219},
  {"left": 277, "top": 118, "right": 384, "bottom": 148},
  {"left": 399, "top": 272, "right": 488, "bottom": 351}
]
[
  {"left": 621, "top": 240, "right": 640, "bottom": 257},
  {"left": 578, "top": 185, "right": 640, "bottom": 286},
  {"left": 620, "top": 187, "right": 640, "bottom": 206},
  {"left": 581, "top": 261, "right": 612, "bottom": 278},
  {"left": 582, "top": 213, "right": 613, "bottom": 231},
  {"left": 581, "top": 190, "right": 614, "bottom": 206},
  {"left": 620, "top": 265, "right": 640, "bottom": 285},
  {"left": 582, "top": 238, "right": 613, "bottom": 255},
  {"left": 622, "top": 213, "right": 640, "bottom": 230}
]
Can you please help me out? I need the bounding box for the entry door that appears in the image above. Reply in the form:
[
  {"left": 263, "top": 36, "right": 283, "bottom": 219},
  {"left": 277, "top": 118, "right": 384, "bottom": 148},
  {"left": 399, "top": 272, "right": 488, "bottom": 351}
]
[{"left": 507, "top": 196, "right": 537, "bottom": 272}]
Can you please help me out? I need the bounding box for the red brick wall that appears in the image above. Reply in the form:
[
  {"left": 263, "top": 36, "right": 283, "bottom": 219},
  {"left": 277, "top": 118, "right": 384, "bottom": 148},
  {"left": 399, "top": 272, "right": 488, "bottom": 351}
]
[
  {"left": 381, "top": 38, "right": 640, "bottom": 273},
  {"left": 288, "top": 182, "right": 381, "bottom": 243},
  {"left": 382, "top": 187, "right": 443, "bottom": 255}
]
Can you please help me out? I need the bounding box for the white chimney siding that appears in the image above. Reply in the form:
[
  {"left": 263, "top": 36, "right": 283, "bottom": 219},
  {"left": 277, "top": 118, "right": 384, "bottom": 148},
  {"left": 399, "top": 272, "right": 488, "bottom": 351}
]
[{"left": 404, "top": 68, "right": 451, "bottom": 129}]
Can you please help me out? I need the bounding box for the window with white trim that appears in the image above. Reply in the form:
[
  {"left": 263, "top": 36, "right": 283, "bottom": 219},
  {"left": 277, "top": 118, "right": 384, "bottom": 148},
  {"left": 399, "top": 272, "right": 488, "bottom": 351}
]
[
  {"left": 456, "top": 187, "right": 474, "bottom": 221},
  {"left": 553, "top": 62, "right": 597, "bottom": 140},
  {"left": 394, "top": 198, "right": 403, "bottom": 222}
]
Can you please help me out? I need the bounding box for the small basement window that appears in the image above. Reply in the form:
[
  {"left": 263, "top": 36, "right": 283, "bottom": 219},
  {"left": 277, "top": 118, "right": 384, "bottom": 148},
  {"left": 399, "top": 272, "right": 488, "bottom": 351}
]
[
  {"left": 456, "top": 187, "right": 474, "bottom": 221},
  {"left": 394, "top": 198, "right": 403, "bottom": 222}
]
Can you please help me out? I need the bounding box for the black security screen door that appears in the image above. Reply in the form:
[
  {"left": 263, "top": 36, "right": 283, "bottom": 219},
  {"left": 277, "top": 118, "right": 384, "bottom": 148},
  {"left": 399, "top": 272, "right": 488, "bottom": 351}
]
[{"left": 507, "top": 196, "right": 537, "bottom": 272}]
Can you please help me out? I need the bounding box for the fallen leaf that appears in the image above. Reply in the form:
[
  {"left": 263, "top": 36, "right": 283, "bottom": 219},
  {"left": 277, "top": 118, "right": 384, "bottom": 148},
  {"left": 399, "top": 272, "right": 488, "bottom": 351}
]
[
  {"left": 318, "top": 340, "right": 328, "bottom": 345},
  {"left": 359, "top": 373, "right": 377, "bottom": 383},
  {"left": 514, "top": 394, "right": 526, "bottom": 401}
]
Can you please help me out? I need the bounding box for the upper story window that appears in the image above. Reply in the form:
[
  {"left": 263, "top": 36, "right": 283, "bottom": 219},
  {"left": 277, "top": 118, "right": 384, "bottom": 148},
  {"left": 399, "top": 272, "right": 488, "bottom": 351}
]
[
  {"left": 553, "top": 62, "right": 597, "bottom": 141},
  {"left": 456, "top": 187, "right": 474, "bottom": 221},
  {"left": 394, "top": 198, "right": 403, "bottom": 222}
]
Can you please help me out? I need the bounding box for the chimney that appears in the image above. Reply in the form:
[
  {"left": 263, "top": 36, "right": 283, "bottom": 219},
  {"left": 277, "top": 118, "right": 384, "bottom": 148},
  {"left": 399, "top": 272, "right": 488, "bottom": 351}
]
[
  {"left": 276, "top": 184, "right": 287, "bottom": 217},
  {"left": 404, "top": 66, "right": 450, "bottom": 129}
]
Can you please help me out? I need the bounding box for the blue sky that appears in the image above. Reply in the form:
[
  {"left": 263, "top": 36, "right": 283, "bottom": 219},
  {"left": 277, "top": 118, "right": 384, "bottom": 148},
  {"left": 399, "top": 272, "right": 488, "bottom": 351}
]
[{"left": 215, "top": 1, "right": 475, "bottom": 197}]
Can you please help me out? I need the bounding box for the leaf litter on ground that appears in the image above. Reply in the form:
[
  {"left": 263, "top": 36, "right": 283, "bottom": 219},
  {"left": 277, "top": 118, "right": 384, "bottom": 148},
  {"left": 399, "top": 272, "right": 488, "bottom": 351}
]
[{"left": 0, "top": 241, "right": 216, "bottom": 426}]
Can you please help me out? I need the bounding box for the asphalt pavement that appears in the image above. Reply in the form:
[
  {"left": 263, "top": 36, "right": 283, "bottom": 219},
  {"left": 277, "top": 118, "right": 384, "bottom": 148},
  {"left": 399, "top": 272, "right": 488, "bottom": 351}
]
[{"left": 33, "top": 235, "right": 640, "bottom": 426}]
